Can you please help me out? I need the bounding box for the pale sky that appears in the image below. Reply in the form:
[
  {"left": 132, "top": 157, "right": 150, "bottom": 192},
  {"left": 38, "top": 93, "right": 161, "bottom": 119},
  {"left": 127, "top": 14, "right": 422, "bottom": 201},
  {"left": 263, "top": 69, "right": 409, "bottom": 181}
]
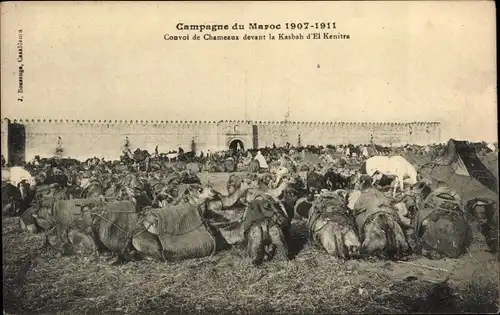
[{"left": 1, "top": 1, "right": 497, "bottom": 142}]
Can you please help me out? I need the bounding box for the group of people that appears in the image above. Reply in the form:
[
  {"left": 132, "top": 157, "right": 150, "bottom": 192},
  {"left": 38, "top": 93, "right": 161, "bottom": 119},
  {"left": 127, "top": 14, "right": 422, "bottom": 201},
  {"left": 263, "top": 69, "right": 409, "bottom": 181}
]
[{"left": 121, "top": 137, "right": 203, "bottom": 160}]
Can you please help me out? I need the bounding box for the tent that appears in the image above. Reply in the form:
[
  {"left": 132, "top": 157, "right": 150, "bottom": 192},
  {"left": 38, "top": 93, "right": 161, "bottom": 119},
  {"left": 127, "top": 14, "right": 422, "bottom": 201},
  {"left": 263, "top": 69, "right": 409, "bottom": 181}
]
[
  {"left": 479, "top": 151, "right": 498, "bottom": 176},
  {"left": 420, "top": 139, "right": 498, "bottom": 202},
  {"left": 404, "top": 151, "right": 432, "bottom": 168}
]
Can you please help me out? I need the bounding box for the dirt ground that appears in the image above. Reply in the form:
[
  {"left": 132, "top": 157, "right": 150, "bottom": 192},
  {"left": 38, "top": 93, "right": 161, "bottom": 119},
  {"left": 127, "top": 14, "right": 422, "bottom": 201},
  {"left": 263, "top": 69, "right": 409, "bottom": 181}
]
[{"left": 3, "top": 172, "right": 500, "bottom": 314}]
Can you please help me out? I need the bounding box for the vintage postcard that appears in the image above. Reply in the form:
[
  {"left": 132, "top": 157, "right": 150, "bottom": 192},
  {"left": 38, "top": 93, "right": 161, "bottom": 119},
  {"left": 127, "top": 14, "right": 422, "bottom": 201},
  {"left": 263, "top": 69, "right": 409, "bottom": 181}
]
[{"left": 1, "top": 1, "right": 498, "bottom": 314}]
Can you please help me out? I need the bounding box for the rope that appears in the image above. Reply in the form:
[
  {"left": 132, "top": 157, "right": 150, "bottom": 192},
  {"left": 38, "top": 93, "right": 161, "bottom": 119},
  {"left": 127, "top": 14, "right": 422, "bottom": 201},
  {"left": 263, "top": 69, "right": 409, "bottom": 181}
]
[
  {"left": 161, "top": 221, "right": 206, "bottom": 237},
  {"left": 92, "top": 213, "right": 129, "bottom": 235}
]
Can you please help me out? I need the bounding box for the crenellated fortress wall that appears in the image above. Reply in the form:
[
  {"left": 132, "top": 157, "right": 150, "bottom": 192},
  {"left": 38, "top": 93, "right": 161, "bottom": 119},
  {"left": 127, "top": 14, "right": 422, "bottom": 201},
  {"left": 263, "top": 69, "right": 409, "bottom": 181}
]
[
  {"left": 1, "top": 118, "right": 441, "bottom": 164},
  {"left": 253, "top": 121, "right": 435, "bottom": 147}
]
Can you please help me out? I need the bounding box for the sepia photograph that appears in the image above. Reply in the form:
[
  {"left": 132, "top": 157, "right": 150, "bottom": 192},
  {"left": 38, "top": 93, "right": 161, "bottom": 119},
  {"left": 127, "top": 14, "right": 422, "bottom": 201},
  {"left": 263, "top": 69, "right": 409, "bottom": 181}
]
[{"left": 1, "top": 1, "right": 498, "bottom": 314}]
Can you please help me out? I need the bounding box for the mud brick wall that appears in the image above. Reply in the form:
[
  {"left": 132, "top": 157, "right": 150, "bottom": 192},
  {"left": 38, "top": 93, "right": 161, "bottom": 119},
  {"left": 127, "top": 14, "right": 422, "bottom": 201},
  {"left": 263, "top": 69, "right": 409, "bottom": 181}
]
[
  {"left": 16, "top": 119, "right": 221, "bottom": 161},
  {"left": 255, "top": 121, "right": 440, "bottom": 147},
  {"left": 2, "top": 118, "right": 441, "bottom": 163}
]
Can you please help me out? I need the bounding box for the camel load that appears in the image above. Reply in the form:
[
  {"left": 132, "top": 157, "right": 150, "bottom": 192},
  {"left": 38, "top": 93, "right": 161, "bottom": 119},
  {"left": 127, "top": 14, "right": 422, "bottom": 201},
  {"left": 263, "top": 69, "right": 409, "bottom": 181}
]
[
  {"left": 3, "top": 139, "right": 497, "bottom": 266},
  {"left": 412, "top": 185, "right": 473, "bottom": 259},
  {"left": 306, "top": 190, "right": 360, "bottom": 259},
  {"left": 144, "top": 203, "right": 217, "bottom": 261}
]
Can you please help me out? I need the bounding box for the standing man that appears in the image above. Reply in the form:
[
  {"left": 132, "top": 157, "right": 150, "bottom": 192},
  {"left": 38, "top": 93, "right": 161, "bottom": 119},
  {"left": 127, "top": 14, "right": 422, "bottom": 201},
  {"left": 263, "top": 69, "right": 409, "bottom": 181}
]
[
  {"left": 178, "top": 145, "right": 184, "bottom": 161},
  {"left": 56, "top": 136, "right": 63, "bottom": 156},
  {"left": 123, "top": 136, "right": 132, "bottom": 155},
  {"left": 254, "top": 150, "right": 269, "bottom": 171}
]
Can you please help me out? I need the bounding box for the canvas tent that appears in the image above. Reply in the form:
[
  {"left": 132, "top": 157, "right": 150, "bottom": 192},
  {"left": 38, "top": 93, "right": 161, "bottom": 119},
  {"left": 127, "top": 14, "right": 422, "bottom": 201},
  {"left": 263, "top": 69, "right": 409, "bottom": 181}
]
[
  {"left": 404, "top": 151, "right": 432, "bottom": 168},
  {"left": 479, "top": 151, "right": 498, "bottom": 176},
  {"left": 420, "top": 139, "right": 498, "bottom": 202}
]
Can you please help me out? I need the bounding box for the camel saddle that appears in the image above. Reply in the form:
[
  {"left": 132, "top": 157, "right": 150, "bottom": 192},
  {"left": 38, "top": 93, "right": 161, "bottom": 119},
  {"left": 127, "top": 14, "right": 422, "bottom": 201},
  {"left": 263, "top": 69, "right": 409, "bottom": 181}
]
[
  {"left": 414, "top": 187, "right": 465, "bottom": 236},
  {"left": 414, "top": 189, "right": 472, "bottom": 257},
  {"left": 152, "top": 202, "right": 216, "bottom": 261},
  {"left": 352, "top": 188, "right": 400, "bottom": 241},
  {"left": 241, "top": 195, "right": 288, "bottom": 233},
  {"left": 308, "top": 191, "right": 350, "bottom": 241}
]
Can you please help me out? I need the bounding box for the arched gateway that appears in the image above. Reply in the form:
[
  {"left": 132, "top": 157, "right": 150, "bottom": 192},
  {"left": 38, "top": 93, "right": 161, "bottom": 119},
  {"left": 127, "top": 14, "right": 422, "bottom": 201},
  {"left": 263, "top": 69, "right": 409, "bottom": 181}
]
[{"left": 228, "top": 139, "right": 244, "bottom": 151}]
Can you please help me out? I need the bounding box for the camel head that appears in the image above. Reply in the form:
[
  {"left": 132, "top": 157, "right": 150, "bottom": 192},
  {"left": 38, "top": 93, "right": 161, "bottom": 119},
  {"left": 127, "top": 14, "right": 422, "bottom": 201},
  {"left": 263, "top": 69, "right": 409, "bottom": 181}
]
[
  {"left": 259, "top": 173, "right": 274, "bottom": 187},
  {"left": 409, "top": 181, "right": 432, "bottom": 207},
  {"left": 354, "top": 174, "right": 372, "bottom": 191},
  {"left": 34, "top": 172, "right": 47, "bottom": 186},
  {"left": 121, "top": 176, "right": 146, "bottom": 199},
  {"left": 347, "top": 190, "right": 362, "bottom": 211},
  {"left": 415, "top": 171, "right": 424, "bottom": 182},
  {"left": 276, "top": 174, "right": 292, "bottom": 187},
  {"left": 194, "top": 185, "right": 216, "bottom": 201},
  {"left": 330, "top": 189, "right": 349, "bottom": 204},
  {"left": 239, "top": 178, "right": 258, "bottom": 191},
  {"left": 156, "top": 184, "right": 172, "bottom": 198},
  {"left": 129, "top": 176, "right": 146, "bottom": 191},
  {"left": 79, "top": 176, "right": 92, "bottom": 189}
]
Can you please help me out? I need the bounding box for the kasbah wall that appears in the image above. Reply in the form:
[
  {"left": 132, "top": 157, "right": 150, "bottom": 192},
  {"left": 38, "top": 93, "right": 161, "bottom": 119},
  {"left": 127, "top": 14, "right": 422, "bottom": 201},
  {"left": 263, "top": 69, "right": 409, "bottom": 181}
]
[{"left": 1, "top": 118, "right": 441, "bottom": 163}]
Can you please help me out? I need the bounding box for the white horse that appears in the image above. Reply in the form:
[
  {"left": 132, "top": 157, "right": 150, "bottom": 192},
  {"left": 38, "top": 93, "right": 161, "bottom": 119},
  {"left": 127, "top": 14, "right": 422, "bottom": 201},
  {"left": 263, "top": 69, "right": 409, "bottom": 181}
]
[
  {"left": 364, "top": 155, "right": 418, "bottom": 197},
  {"left": 165, "top": 152, "right": 178, "bottom": 162}
]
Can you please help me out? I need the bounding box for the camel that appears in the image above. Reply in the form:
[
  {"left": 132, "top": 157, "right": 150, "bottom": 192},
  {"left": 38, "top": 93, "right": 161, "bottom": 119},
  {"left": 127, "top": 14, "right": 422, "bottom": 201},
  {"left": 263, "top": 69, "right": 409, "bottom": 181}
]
[
  {"left": 104, "top": 181, "right": 123, "bottom": 199},
  {"left": 348, "top": 187, "right": 410, "bottom": 260},
  {"left": 249, "top": 159, "right": 260, "bottom": 173},
  {"left": 249, "top": 175, "right": 307, "bottom": 221},
  {"left": 78, "top": 177, "right": 104, "bottom": 199},
  {"left": 269, "top": 165, "right": 290, "bottom": 189},
  {"left": 91, "top": 173, "right": 154, "bottom": 211},
  {"left": 216, "top": 192, "right": 291, "bottom": 265},
  {"left": 121, "top": 184, "right": 154, "bottom": 211},
  {"left": 404, "top": 183, "right": 473, "bottom": 259},
  {"left": 217, "top": 176, "right": 294, "bottom": 233},
  {"left": 304, "top": 190, "right": 361, "bottom": 259},
  {"left": 30, "top": 183, "right": 73, "bottom": 205},
  {"left": 203, "top": 174, "right": 296, "bottom": 265},
  {"left": 245, "top": 176, "right": 292, "bottom": 203},
  {"left": 34, "top": 186, "right": 218, "bottom": 263},
  {"left": 205, "top": 179, "right": 256, "bottom": 212}
]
